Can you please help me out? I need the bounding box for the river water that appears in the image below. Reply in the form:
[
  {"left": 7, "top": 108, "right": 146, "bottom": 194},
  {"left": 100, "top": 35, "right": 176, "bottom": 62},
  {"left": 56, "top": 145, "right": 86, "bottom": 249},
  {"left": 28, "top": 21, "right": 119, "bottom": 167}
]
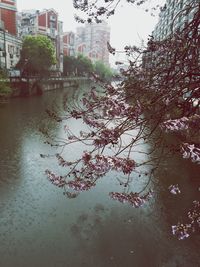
[{"left": 0, "top": 83, "right": 199, "bottom": 267}]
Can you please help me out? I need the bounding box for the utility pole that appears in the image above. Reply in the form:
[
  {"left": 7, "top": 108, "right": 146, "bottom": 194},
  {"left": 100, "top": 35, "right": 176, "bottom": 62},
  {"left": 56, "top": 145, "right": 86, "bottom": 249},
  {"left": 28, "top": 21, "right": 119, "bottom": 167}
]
[
  {"left": 0, "top": 2, "right": 7, "bottom": 71},
  {"left": 3, "top": 28, "right": 6, "bottom": 70}
]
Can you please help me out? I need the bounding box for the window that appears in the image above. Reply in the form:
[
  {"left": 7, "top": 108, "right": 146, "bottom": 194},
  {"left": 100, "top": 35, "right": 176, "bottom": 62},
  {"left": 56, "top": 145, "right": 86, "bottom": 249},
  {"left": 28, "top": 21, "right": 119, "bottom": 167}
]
[{"left": 8, "top": 45, "right": 14, "bottom": 54}]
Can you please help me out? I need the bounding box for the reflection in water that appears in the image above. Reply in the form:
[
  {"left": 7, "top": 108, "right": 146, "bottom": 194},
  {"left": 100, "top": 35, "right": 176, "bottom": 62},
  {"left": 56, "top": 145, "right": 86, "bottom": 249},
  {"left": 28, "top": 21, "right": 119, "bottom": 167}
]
[{"left": 0, "top": 84, "right": 199, "bottom": 267}]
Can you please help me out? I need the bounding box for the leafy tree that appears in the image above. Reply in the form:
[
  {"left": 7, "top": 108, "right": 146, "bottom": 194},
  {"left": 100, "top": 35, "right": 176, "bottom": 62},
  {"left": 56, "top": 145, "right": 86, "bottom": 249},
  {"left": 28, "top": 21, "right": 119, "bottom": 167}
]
[
  {"left": 17, "top": 35, "right": 56, "bottom": 77},
  {"left": 63, "top": 56, "right": 77, "bottom": 76},
  {"left": 94, "top": 60, "right": 113, "bottom": 81},
  {"left": 63, "top": 54, "right": 94, "bottom": 76},
  {"left": 76, "top": 54, "right": 94, "bottom": 76},
  {"left": 0, "top": 70, "right": 11, "bottom": 99},
  {"left": 44, "top": 0, "right": 200, "bottom": 240}
]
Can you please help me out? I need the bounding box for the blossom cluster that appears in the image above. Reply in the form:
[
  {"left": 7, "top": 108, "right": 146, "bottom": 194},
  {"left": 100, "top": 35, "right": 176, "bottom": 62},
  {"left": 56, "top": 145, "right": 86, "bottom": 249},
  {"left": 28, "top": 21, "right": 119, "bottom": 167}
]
[
  {"left": 109, "top": 190, "right": 153, "bottom": 208},
  {"left": 56, "top": 154, "right": 73, "bottom": 167},
  {"left": 171, "top": 223, "right": 191, "bottom": 240},
  {"left": 172, "top": 201, "right": 200, "bottom": 240},
  {"left": 168, "top": 184, "right": 181, "bottom": 194},
  {"left": 188, "top": 201, "right": 200, "bottom": 227},
  {"left": 181, "top": 143, "right": 200, "bottom": 164},
  {"left": 93, "top": 128, "right": 120, "bottom": 147},
  {"left": 102, "top": 98, "right": 142, "bottom": 120},
  {"left": 66, "top": 179, "right": 95, "bottom": 191},
  {"left": 160, "top": 117, "right": 189, "bottom": 132},
  {"left": 83, "top": 115, "right": 104, "bottom": 128},
  {"left": 82, "top": 152, "right": 136, "bottom": 176},
  {"left": 45, "top": 170, "right": 66, "bottom": 187}
]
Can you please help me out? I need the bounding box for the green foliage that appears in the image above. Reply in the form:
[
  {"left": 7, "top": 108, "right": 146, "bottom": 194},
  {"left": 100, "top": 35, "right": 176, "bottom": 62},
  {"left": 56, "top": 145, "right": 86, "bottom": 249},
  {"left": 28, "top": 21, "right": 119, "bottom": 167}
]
[
  {"left": 17, "top": 35, "right": 56, "bottom": 77},
  {"left": 63, "top": 56, "right": 77, "bottom": 76},
  {"left": 0, "top": 70, "right": 11, "bottom": 98},
  {"left": 63, "top": 54, "right": 94, "bottom": 76},
  {"left": 63, "top": 55, "right": 112, "bottom": 81},
  {"left": 76, "top": 54, "right": 94, "bottom": 75},
  {"left": 94, "top": 60, "right": 113, "bottom": 81}
]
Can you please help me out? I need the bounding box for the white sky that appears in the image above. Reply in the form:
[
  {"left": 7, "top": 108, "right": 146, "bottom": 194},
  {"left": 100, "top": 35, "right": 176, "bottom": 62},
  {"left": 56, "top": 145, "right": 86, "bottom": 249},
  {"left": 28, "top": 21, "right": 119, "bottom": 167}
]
[{"left": 17, "top": 0, "right": 166, "bottom": 66}]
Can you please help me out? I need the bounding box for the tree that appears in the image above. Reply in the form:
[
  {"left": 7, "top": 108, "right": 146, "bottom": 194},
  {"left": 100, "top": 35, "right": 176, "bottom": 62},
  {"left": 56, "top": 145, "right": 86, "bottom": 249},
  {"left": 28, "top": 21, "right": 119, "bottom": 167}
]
[
  {"left": 0, "top": 70, "right": 11, "bottom": 100},
  {"left": 63, "top": 56, "right": 77, "bottom": 76},
  {"left": 43, "top": 0, "right": 200, "bottom": 240},
  {"left": 63, "top": 54, "right": 94, "bottom": 76},
  {"left": 76, "top": 54, "right": 94, "bottom": 76},
  {"left": 94, "top": 60, "right": 113, "bottom": 81},
  {"left": 17, "top": 35, "right": 56, "bottom": 77},
  {"left": 73, "top": 0, "right": 161, "bottom": 23}
]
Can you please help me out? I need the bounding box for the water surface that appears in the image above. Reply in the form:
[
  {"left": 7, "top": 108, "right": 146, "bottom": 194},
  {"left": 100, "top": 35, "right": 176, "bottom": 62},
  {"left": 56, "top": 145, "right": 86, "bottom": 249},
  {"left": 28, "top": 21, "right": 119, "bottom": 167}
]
[{"left": 0, "top": 84, "right": 199, "bottom": 267}]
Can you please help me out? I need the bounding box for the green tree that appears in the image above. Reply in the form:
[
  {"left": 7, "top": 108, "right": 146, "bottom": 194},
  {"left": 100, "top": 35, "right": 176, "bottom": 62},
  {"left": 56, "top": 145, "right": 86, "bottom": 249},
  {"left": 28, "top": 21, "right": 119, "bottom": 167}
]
[
  {"left": 94, "top": 60, "right": 113, "bottom": 81},
  {"left": 17, "top": 35, "right": 56, "bottom": 77},
  {"left": 63, "top": 55, "right": 94, "bottom": 77},
  {"left": 0, "top": 70, "right": 11, "bottom": 99},
  {"left": 76, "top": 54, "right": 94, "bottom": 76},
  {"left": 63, "top": 56, "right": 77, "bottom": 76}
]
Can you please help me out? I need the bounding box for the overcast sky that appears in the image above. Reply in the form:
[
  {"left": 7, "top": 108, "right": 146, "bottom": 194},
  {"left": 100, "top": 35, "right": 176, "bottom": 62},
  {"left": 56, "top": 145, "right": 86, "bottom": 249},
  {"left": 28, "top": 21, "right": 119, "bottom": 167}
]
[{"left": 17, "top": 0, "right": 165, "bottom": 66}]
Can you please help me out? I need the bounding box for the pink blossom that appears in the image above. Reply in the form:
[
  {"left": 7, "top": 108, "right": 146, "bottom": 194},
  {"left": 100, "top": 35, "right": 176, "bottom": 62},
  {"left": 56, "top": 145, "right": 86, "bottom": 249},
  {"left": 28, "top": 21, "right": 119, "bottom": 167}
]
[
  {"left": 110, "top": 157, "right": 135, "bottom": 174},
  {"left": 160, "top": 117, "right": 189, "bottom": 132},
  {"left": 66, "top": 179, "right": 95, "bottom": 191},
  {"left": 56, "top": 154, "right": 73, "bottom": 167},
  {"left": 45, "top": 170, "right": 66, "bottom": 187},
  {"left": 171, "top": 223, "right": 191, "bottom": 240},
  {"left": 181, "top": 143, "right": 200, "bottom": 163},
  {"left": 109, "top": 190, "right": 153, "bottom": 208},
  {"left": 82, "top": 152, "right": 92, "bottom": 164},
  {"left": 168, "top": 184, "right": 181, "bottom": 194}
]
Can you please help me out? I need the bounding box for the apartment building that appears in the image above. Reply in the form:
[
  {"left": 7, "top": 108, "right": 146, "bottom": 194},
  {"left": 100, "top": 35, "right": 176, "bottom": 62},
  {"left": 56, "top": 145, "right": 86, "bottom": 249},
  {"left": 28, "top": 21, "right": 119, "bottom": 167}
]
[
  {"left": 153, "top": 0, "right": 198, "bottom": 41},
  {"left": 143, "top": 0, "right": 198, "bottom": 68},
  {"left": 18, "top": 9, "right": 63, "bottom": 72},
  {"left": 76, "top": 21, "right": 110, "bottom": 65},
  {"left": 0, "top": 0, "right": 17, "bottom": 35},
  {"left": 0, "top": 0, "right": 21, "bottom": 70},
  {"left": 63, "top": 31, "right": 75, "bottom": 57}
]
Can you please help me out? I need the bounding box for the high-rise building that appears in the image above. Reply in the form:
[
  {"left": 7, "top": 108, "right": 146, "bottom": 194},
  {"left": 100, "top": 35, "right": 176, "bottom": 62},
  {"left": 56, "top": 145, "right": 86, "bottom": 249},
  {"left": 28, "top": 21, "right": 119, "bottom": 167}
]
[
  {"left": 152, "top": 0, "right": 198, "bottom": 41},
  {"left": 76, "top": 21, "right": 110, "bottom": 65},
  {"left": 143, "top": 0, "right": 198, "bottom": 70}
]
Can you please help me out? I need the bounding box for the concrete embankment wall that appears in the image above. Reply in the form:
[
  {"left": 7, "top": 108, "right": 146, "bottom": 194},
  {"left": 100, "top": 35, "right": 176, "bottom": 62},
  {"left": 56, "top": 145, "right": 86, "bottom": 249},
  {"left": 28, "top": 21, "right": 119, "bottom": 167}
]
[{"left": 9, "top": 77, "right": 87, "bottom": 97}]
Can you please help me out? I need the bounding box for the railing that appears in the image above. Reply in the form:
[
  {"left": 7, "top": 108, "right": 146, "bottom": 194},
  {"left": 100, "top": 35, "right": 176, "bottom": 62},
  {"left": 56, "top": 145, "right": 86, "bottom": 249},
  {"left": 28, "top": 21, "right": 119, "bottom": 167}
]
[{"left": 9, "top": 76, "right": 89, "bottom": 83}]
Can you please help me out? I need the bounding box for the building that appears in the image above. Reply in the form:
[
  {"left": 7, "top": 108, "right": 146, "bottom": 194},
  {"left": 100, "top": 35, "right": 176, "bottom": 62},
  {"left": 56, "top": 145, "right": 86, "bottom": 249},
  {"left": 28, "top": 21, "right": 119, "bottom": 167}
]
[
  {"left": 152, "top": 0, "right": 198, "bottom": 41},
  {"left": 75, "top": 21, "right": 110, "bottom": 65},
  {"left": 0, "top": 0, "right": 21, "bottom": 70},
  {"left": 143, "top": 0, "right": 198, "bottom": 69},
  {"left": 63, "top": 31, "right": 75, "bottom": 57},
  {"left": 0, "top": 0, "right": 17, "bottom": 35},
  {"left": 18, "top": 9, "right": 63, "bottom": 72}
]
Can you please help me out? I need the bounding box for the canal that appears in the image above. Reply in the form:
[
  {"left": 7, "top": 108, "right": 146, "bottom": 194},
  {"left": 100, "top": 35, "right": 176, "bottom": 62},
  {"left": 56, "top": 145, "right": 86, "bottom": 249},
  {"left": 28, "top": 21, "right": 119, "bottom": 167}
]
[{"left": 0, "top": 83, "right": 199, "bottom": 267}]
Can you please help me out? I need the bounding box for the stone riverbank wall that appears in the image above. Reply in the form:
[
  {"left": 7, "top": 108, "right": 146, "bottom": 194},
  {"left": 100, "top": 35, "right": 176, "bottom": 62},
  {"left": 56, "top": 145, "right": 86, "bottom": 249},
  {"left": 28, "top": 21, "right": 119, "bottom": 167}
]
[{"left": 9, "top": 77, "right": 88, "bottom": 97}]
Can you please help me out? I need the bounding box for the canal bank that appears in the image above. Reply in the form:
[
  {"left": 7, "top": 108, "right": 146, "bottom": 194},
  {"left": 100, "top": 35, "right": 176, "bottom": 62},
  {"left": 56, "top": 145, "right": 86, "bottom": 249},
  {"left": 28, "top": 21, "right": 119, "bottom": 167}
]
[{"left": 8, "top": 76, "right": 89, "bottom": 97}]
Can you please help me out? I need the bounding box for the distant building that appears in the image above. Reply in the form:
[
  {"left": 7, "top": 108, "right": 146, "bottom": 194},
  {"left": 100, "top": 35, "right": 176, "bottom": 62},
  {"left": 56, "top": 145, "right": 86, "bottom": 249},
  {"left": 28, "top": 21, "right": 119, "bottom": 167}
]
[
  {"left": 75, "top": 21, "right": 110, "bottom": 65},
  {"left": 152, "top": 0, "right": 198, "bottom": 41},
  {"left": 0, "top": 0, "right": 21, "bottom": 70},
  {"left": 63, "top": 31, "right": 75, "bottom": 56},
  {"left": 18, "top": 9, "right": 63, "bottom": 72},
  {"left": 143, "top": 0, "right": 198, "bottom": 69}
]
